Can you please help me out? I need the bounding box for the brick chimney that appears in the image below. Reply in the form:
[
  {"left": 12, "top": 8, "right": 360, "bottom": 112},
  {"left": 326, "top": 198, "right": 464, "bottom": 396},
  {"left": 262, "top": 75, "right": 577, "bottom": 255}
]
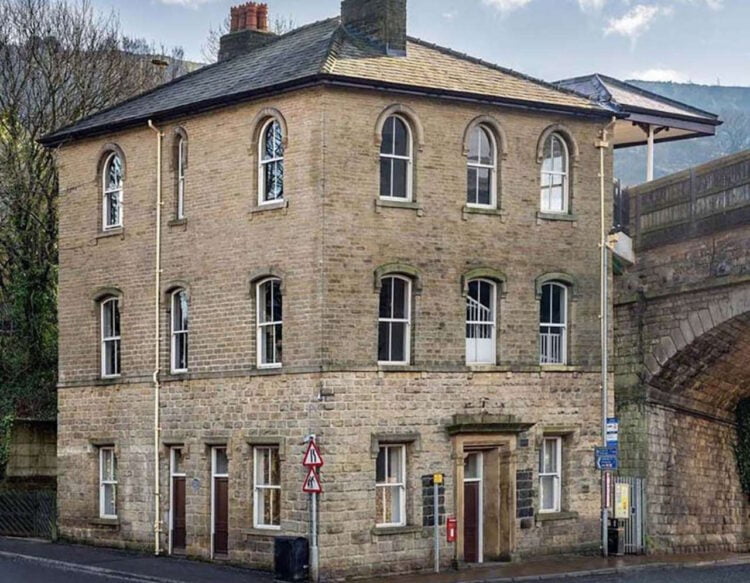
[
  {"left": 341, "top": 0, "right": 407, "bottom": 56},
  {"left": 218, "top": 2, "right": 276, "bottom": 61}
]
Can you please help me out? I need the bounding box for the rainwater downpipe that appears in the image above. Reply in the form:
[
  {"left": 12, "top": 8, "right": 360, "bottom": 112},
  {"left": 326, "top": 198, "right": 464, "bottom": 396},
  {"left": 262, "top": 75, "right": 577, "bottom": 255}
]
[
  {"left": 596, "top": 118, "right": 616, "bottom": 557},
  {"left": 148, "top": 119, "right": 164, "bottom": 556}
]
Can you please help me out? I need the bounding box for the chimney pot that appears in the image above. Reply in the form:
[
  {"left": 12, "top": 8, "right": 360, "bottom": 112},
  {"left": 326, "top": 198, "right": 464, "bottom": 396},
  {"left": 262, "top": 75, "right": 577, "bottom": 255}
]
[
  {"left": 257, "top": 4, "right": 269, "bottom": 31},
  {"left": 246, "top": 3, "right": 258, "bottom": 30},
  {"left": 218, "top": 1, "right": 277, "bottom": 61},
  {"left": 237, "top": 4, "right": 247, "bottom": 30}
]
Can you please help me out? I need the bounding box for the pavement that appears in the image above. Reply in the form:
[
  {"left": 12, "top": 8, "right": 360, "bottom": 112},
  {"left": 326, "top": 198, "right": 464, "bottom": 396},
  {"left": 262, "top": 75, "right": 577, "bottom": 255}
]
[
  {"left": 0, "top": 536, "right": 273, "bottom": 583},
  {"left": 1, "top": 536, "right": 750, "bottom": 583}
]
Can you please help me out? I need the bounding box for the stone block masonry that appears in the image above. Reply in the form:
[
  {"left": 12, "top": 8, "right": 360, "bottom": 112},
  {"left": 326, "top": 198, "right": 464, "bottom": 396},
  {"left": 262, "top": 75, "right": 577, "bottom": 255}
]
[{"left": 55, "top": 83, "right": 613, "bottom": 579}]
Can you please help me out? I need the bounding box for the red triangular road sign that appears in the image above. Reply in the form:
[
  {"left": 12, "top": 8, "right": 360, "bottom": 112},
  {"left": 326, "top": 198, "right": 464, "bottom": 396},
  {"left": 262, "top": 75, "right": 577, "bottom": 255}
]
[
  {"left": 302, "top": 467, "right": 322, "bottom": 494},
  {"left": 303, "top": 440, "right": 324, "bottom": 468}
]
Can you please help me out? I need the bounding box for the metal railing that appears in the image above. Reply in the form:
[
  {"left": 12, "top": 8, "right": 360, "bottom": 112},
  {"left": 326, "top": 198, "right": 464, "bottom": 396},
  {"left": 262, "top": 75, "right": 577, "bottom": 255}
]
[
  {"left": 0, "top": 489, "right": 56, "bottom": 539},
  {"left": 539, "top": 329, "right": 565, "bottom": 364}
]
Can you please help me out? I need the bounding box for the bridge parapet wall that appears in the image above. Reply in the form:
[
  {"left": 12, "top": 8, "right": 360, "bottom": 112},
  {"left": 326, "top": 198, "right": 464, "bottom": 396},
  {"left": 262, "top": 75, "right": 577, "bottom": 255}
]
[{"left": 628, "top": 148, "right": 750, "bottom": 253}]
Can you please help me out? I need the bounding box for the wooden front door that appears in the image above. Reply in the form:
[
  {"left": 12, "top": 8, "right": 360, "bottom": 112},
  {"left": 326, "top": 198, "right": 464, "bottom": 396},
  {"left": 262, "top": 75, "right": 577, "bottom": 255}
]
[
  {"left": 171, "top": 476, "right": 186, "bottom": 551},
  {"left": 213, "top": 477, "right": 229, "bottom": 555},
  {"left": 463, "top": 452, "right": 484, "bottom": 563},
  {"left": 464, "top": 481, "right": 480, "bottom": 562},
  {"left": 170, "top": 447, "right": 186, "bottom": 554},
  {"left": 212, "top": 447, "right": 229, "bottom": 557}
]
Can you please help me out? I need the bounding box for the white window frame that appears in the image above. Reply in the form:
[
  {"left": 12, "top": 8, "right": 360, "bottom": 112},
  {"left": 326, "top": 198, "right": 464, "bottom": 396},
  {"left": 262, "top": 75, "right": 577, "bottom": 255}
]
[
  {"left": 539, "top": 282, "right": 568, "bottom": 365},
  {"left": 170, "top": 289, "right": 189, "bottom": 374},
  {"left": 379, "top": 114, "right": 414, "bottom": 202},
  {"left": 99, "top": 446, "right": 117, "bottom": 519},
  {"left": 540, "top": 133, "right": 569, "bottom": 214},
  {"left": 258, "top": 118, "right": 284, "bottom": 206},
  {"left": 176, "top": 136, "right": 186, "bottom": 219},
  {"left": 100, "top": 297, "right": 121, "bottom": 378},
  {"left": 539, "top": 436, "right": 562, "bottom": 513},
  {"left": 466, "top": 279, "right": 497, "bottom": 365},
  {"left": 375, "top": 444, "right": 406, "bottom": 528},
  {"left": 256, "top": 278, "right": 282, "bottom": 369},
  {"left": 102, "top": 152, "right": 123, "bottom": 230},
  {"left": 377, "top": 275, "right": 411, "bottom": 365},
  {"left": 466, "top": 125, "right": 497, "bottom": 209},
  {"left": 253, "top": 446, "right": 281, "bottom": 530}
]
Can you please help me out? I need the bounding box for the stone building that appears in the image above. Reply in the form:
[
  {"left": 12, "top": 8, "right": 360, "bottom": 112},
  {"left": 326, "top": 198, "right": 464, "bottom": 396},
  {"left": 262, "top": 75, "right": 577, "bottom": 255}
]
[{"left": 43, "top": 0, "right": 617, "bottom": 578}]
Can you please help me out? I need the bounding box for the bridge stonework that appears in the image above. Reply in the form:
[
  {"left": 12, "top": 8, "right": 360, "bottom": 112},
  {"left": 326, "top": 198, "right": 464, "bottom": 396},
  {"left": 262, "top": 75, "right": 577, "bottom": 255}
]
[{"left": 615, "top": 150, "right": 750, "bottom": 554}]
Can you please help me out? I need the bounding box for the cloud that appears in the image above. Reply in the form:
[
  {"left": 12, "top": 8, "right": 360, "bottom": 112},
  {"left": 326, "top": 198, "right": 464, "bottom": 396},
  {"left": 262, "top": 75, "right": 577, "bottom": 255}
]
[
  {"left": 157, "top": 0, "right": 218, "bottom": 7},
  {"left": 604, "top": 5, "right": 670, "bottom": 41},
  {"left": 578, "top": 0, "right": 607, "bottom": 12},
  {"left": 442, "top": 10, "right": 458, "bottom": 20},
  {"left": 629, "top": 68, "right": 688, "bottom": 83},
  {"left": 482, "top": 0, "right": 534, "bottom": 14},
  {"left": 695, "top": 0, "right": 723, "bottom": 9}
]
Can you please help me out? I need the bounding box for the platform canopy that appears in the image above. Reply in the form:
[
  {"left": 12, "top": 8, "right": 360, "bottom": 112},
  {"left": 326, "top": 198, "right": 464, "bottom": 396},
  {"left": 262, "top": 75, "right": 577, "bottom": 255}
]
[{"left": 556, "top": 74, "right": 721, "bottom": 181}]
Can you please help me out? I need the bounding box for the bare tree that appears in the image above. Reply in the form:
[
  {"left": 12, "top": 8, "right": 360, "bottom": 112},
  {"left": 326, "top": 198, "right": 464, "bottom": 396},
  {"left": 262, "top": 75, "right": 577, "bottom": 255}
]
[
  {"left": 0, "top": 0, "right": 185, "bottom": 424},
  {"left": 202, "top": 13, "right": 296, "bottom": 63}
]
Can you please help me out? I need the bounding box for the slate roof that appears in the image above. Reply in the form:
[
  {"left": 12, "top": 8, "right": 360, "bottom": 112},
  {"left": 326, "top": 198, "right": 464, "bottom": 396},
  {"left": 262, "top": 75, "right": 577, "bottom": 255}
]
[
  {"left": 556, "top": 74, "right": 720, "bottom": 124},
  {"left": 42, "top": 17, "right": 608, "bottom": 146}
]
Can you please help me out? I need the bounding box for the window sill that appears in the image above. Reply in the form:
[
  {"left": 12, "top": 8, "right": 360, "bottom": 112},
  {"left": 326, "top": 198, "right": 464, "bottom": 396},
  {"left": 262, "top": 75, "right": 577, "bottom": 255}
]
[
  {"left": 539, "top": 364, "right": 580, "bottom": 373},
  {"left": 536, "top": 511, "right": 579, "bottom": 523},
  {"left": 243, "top": 527, "right": 282, "bottom": 537},
  {"left": 377, "top": 363, "right": 413, "bottom": 372},
  {"left": 251, "top": 200, "right": 288, "bottom": 215},
  {"left": 98, "top": 376, "right": 122, "bottom": 385},
  {"left": 90, "top": 518, "right": 119, "bottom": 527},
  {"left": 463, "top": 205, "right": 505, "bottom": 220},
  {"left": 371, "top": 525, "right": 422, "bottom": 537},
  {"left": 375, "top": 199, "right": 424, "bottom": 216},
  {"left": 96, "top": 228, "right": 124, "bottom": 241},
  {"left": 536, "top": 211, "right": 578, "bottom": 223}
]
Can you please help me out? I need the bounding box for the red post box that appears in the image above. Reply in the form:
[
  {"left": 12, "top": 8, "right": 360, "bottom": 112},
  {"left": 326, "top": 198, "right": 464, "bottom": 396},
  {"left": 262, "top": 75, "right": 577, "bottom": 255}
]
[{"left": 446, "top": 517, "right": 457, "bottom": 542}]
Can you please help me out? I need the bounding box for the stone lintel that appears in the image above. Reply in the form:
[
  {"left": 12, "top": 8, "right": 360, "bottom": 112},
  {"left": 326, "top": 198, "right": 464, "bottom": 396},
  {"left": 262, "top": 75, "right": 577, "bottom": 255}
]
[{"left": 446, "top": 414, "right": 535, "bottom": 436}]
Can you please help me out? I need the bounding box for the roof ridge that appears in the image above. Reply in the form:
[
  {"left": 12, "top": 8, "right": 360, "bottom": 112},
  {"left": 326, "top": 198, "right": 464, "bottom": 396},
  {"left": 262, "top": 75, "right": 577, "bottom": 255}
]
[
  {"left": 598, "top": 74, "right": 719, "bottom": 120},
  {"left": 319, "top": 20, "right": 345, "bottom": 74},
  {"left": 405, "top": 36, "right": 596, "bottom": 106}
]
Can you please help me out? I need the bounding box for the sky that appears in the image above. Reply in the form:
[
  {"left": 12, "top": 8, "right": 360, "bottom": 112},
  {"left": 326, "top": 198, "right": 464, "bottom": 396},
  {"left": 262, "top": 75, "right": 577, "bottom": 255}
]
[{"left": 90, "top": 0, "right": 750, "bottom": 86}]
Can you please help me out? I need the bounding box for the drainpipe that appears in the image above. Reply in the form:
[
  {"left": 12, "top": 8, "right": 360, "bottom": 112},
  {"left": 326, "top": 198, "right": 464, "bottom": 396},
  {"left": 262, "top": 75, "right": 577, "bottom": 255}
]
[
  {"left": 596, "top": 118, "right": 616, "bottom": 558},
  {"left": 148, "top": 119, "right": 164, "bottom": 556},
  {"left": 646, "top": 125, "right": 655, "bottom": 182}
]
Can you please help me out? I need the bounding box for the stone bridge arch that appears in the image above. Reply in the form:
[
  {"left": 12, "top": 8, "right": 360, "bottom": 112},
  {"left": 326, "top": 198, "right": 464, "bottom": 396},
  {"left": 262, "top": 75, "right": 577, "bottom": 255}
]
[{"left": 614, "top": 149, "right": 750, "bottom": 555}]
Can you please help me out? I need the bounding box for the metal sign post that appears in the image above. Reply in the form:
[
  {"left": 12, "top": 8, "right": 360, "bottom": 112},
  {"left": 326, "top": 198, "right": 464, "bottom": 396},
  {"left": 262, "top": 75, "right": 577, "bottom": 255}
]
[
  {"left": 433, "top": 473, "right": 442, "bottom": 573},
  {"left": 303, "top": 435, "right": 324, "bottom": 583}
]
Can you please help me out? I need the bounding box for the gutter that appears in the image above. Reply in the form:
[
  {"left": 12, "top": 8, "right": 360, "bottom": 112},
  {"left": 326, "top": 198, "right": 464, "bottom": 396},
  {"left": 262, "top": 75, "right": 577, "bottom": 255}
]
[
  {"left": 147, "top": 119, "right": 164, "bottom": 556},
  {"left": 40, "top": 74, "right": 617, "bottom": 147}
]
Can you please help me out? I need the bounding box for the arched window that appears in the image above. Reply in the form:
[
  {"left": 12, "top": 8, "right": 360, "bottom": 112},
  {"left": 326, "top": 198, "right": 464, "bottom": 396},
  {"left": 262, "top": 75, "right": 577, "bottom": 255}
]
[
  {"left": 380, "top": 115, "right": 413, "bottom": 201},
  {"left": 176, "top": 135, "right": 187, "bottom": 219},
  {"left": 170, "top": 289, "right": 189, "bottom": 373},
  {"left": 258, "top": 119, "right": 284, "bottom": 205},
  {"left": 257, "top": 278, "right": 282, "bottom": 367},
  {"left": 100, "top": 296, "right": 121, "bottom": 377},
  {"left": 539, "top": 282, "right": 567, "bottom": 364},
  {"left": 466, "top": 126, "right": 496, "bottom": 207},
  {"left": 378, "top": 275, "right": 411, "bottom": 364},
  {"left": 102, "top": 153, "right": 123, "bottom": 229},
  {"left": 466, "top": 279, "right": 496, "bottom": 364},
  {"left": 540, "top": 133, "right": 569, "bottom": 213}
]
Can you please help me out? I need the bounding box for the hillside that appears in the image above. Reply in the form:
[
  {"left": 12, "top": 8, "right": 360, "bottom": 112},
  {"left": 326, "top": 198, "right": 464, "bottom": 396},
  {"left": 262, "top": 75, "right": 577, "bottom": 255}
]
[{"left": 615, "top": 81, "right": 750, "bottom": 186}]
